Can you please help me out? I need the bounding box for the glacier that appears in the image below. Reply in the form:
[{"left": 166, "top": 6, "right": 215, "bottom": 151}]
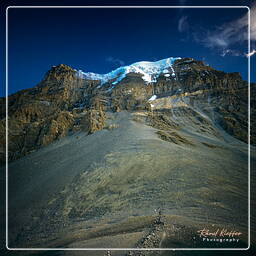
[{"left": 76, "top": 57, "right": 181, "bottom": 86}]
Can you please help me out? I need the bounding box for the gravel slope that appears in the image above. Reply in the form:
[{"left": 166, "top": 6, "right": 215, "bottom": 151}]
[{"left": 1, "top": 110, "right": 255, "bottom": 254}]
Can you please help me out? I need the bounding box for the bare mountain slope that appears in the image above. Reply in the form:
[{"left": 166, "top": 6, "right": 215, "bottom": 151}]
[{"left": 5, "top": 109, "right": 255, "bottom": 252}]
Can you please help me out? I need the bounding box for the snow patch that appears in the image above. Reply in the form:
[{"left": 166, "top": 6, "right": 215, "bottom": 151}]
[{"left": 148, "top": 95, "right": 157, "bottom": 101}]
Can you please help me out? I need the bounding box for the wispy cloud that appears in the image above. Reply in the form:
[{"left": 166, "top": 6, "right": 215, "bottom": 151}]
[
  {"left": 178, "top": 15, "right": 189, "bottom": 33},
  {"left": 193, "top": 3, "right": 256, "bottom": 57},
  {"left": 106, "top": 56, "right": 125, "bottom": 67},
  {"left": 221, "top": 49, "right": 241, "bottom": 57},
  {"left": 246, "top": 49, "right": 256, "bottom": 57}
]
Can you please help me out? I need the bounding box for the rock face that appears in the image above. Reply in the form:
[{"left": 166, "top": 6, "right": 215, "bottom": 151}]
[
  {"left": 0, "top": 64, "right": 100, "bottom": 162},
  {"left": 0, "top": 58, "right": 254, "bottom": 164}
]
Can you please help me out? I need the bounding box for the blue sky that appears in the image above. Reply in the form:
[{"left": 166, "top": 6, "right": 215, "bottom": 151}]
[{"left": 1, "top": 0, "right": 255, "bottom": 96}]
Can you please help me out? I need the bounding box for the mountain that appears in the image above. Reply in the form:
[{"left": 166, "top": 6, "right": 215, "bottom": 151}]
[
  {"left": 0, "top": 57, "right": 254, "bottom": 164},
  {"left": 1, "top": 57, "right": 256, "bottom": 254}
]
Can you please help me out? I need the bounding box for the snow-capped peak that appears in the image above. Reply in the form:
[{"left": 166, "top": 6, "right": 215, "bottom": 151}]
[{"left": 76, "top": 57, "right": 181, "bottom": 86}]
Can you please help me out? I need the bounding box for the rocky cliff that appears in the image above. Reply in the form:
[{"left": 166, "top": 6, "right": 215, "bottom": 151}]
[{"left": 0, "top": 58, "right": 254, "bottom": 164}]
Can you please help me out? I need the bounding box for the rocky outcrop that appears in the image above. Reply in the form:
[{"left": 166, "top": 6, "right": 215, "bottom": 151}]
[{"left": 81, "top": 96, "right": 106, "bottom": 134}]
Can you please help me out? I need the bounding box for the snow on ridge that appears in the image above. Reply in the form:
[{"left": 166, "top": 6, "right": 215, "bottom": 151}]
[
  {"left": 148, "top": 95, "right": 157, "bottom": 101},
  {"left": 76, "top": 57, "right": 181, "bottom": 86}
]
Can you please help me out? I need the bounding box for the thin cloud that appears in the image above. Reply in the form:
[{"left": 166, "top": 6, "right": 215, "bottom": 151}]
[
  {"left": 178, "top": 16, "right": 189, "bottom": 33},
  {"left": 221, "top": 49, "right": 242, "bottom": 57},
  {"left": 106, "top": 56, "right": 125, "bottom": 67},
  {"left": 194, "top": 3, "right": 256, "bottom": 56}
]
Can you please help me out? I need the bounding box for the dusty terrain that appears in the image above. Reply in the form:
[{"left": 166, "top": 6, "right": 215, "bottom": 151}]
[{"left": 2, "top": 110, "right": 254, "bottom": 255}]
